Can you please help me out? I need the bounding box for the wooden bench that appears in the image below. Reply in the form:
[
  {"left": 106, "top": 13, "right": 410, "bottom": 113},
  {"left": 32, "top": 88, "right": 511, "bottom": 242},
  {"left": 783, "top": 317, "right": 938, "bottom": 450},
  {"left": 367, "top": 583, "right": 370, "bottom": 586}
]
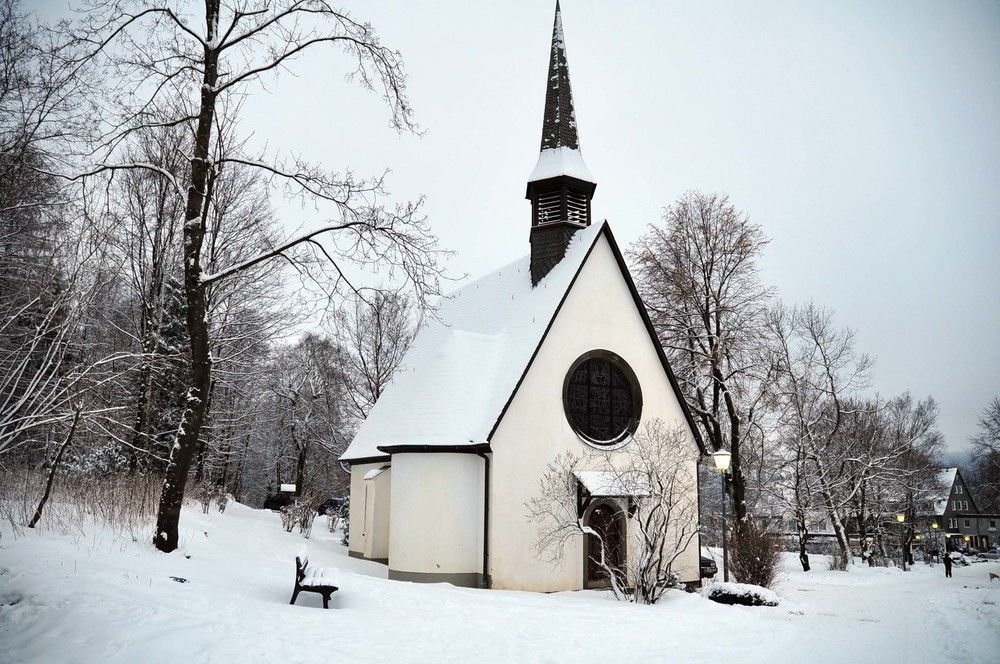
[{"left": 290, "top": 552, "right": 338, "bottom": 609}]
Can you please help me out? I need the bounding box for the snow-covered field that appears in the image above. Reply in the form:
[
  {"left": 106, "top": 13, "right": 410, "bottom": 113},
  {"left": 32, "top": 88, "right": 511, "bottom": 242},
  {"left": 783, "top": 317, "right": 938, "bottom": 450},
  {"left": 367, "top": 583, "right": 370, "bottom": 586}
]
[{"left": 2, "top": 503, "right": 998, "bottom": 664}]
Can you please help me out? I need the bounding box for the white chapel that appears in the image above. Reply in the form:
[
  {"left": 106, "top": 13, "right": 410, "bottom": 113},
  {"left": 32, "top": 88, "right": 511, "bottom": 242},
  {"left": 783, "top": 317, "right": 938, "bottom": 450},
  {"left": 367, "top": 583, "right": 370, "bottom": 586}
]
[{"left": 339, "top": 2, "right": 706, "bottom": 592}]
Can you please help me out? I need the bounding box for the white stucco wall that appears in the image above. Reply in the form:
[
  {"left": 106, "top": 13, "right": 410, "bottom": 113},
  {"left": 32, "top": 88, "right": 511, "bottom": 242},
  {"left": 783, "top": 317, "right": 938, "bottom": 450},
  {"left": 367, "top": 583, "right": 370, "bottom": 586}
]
[
  {"left": 489, "top": 235, "right": 702, "bottom": 592},
  {"left": 388, "top": 452, "right": 485, "bottom": 578},
  {"left": 363, "top": 468, "right": 391, "bottom": 560},
  {"left": 348, "top": 462, "right": 384, "bottom": 558}
]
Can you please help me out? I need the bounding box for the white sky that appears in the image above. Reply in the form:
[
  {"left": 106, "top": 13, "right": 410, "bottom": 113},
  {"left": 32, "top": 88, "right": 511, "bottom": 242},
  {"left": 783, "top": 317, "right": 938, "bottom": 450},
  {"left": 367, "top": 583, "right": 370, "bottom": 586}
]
[{"left": 33, "top": 0, "right": 1000, "bottom": 454}]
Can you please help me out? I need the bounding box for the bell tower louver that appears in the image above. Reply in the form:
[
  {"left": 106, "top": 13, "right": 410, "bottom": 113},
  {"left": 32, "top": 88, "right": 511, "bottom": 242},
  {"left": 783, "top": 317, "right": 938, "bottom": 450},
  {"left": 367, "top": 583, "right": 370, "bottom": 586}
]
[{"left": 526, "top": 1, "right": 596, "bottom": 285}]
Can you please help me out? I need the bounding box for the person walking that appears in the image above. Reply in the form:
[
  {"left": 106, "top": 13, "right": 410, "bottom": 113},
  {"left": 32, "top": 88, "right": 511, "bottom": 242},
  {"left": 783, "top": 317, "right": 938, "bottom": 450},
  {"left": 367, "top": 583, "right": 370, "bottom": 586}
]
[{"left": 943, "top": 551, "right": 953, "bottom": 578}]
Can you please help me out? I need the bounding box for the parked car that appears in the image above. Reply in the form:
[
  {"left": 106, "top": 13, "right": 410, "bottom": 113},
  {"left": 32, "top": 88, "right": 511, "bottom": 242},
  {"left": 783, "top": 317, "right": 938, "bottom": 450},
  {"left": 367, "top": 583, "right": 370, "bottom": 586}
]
[
  {"left": 947, "top": 551, "right": 972, "bottom": 566},
  {"left": 700, "top": 548, "right": 718, "bottom": 579},
  {"left": 317, "top": 497, "right": 347, "bottom": 516}
]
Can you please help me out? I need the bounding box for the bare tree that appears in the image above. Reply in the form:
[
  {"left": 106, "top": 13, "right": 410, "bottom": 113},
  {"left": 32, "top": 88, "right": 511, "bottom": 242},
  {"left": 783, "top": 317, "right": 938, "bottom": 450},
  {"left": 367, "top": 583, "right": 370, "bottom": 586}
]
[
  {"left": 51, "top": 1, "right": 447, "bottom": 551},
  {"left": 271, "top": 333, "right": 349, "bottom": 496},
  {"left": 0, "top": 0, "right": 95, "bottom": 187},
  {"left": 969, "top": 397, "right": 1000, "bottom": 512},
  {"left": 629, "top": 191, "right": 773, "bottom": 524},
  {"left": 337, "top": 289, "right": 415, "bottom": 421},
  {"left": 767, "top": 302, "right": 873, "bottom": 564},
  {"left": 0, "top": 216, "right": 134, "bottom": 457},
  {"left": 526, "top": 421, "right": 700, "bottom": 604}
]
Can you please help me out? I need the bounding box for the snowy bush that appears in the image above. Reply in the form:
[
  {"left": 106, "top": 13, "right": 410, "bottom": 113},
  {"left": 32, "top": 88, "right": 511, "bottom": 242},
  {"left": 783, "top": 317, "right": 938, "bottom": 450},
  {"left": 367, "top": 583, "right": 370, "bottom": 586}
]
[
  {"left": 729, "top": 517, "right": 780, "bottom": 588},
  {"left": 705, "top": 582, "right": 779, "bottom": 607},
  {"left": 280, "top": 501, "right": 316, "bottom": 538},
  {"left": 327, "top": 500, "right": 349, "bottom": 546},
  {"left": 827, "top": 544, "right": 850, "bottom": 571},
  {"left": 194, "top": 483, "right": 229, "bottom": 515}
]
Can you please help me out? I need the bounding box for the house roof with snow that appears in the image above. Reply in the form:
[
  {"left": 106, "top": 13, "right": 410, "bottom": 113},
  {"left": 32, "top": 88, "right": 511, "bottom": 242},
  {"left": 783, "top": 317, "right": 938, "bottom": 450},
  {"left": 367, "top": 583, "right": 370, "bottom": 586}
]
[
  {"left": 340, "top": 221, "right": 706, "bottom": 462},
  {"left": 933, "top": 468, "right": 958, "bottom": 503}
]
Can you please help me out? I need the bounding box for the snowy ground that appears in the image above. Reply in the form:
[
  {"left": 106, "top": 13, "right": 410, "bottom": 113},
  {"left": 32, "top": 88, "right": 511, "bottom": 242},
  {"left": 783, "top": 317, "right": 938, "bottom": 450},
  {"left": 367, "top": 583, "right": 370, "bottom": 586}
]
[{"left": 2, "top": 503, "right": 998, "bottom": 664}]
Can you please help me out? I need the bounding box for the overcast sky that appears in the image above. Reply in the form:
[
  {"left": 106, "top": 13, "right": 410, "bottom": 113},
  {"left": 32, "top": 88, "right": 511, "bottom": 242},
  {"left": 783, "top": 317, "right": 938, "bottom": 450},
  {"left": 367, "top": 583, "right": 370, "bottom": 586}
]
[{"left": 35, "top": 0, "right": 1000, "bottom": 454}]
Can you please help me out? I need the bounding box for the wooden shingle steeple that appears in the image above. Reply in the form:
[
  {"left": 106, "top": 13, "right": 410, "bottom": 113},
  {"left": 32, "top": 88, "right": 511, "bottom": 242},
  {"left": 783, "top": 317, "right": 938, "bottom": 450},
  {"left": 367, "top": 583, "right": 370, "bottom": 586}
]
[{"left": 526, "top": 1, "right": 597, "bottom": 285}]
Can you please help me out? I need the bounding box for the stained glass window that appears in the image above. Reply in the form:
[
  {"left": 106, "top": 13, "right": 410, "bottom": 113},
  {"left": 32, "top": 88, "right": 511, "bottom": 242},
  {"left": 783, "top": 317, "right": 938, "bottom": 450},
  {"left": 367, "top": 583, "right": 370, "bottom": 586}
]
[{"left": 565, "top": 355, "right": 639, "bottom": 444}]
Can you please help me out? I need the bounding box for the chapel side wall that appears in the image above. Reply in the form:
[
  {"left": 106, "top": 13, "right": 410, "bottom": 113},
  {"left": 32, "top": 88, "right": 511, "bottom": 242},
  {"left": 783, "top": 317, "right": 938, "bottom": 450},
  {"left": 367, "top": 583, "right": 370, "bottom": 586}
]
[
  {"left": 488, "top": 236, "right": 701, "bottom": 592},
  {"left": 388, "top": 452, "right": 485, "bottom": 587},
  {"left": 348, "top": 462, "right": 384, "bottom": 558},
  {"left": 370, "top": 470, "right": 391, "bottom": 561}
]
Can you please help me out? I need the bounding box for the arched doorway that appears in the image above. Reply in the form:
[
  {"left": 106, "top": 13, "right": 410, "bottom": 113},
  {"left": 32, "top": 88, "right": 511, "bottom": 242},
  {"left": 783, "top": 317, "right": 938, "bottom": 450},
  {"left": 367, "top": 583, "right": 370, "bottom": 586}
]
[{"left": 584, "top": 500, "right": 626, "bottom": 589}]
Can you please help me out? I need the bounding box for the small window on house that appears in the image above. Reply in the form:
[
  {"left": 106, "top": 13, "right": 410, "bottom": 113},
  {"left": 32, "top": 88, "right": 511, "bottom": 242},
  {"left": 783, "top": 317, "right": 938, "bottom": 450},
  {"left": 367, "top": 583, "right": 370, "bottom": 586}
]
[
  {"left": 964, "top": 519, "right": 971, "bottom": 528},
  {"left": 956, "top": 485, "right": 963, "bottom": 494},
  {"left": 990, "top": 520, "right": 997, "bottom": 530},
  {"left": 948, "top": 518, "right": 957, "bottom": 529}
]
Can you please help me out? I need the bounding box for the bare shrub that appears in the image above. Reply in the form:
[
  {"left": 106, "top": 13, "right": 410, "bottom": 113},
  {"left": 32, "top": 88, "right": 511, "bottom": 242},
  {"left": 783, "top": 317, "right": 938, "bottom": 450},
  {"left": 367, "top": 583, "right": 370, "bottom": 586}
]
[
  {"left": 729, "top": 517, "right": 780, "bottom": 588},
  {"left": 194, "top": 483, "right": 229, "bottom": 515},
  {"left": 0, "top": 465, "right": 161, "bottom": 542},
  {"left": 280, "top": 500, "right": 316, "bottom": 538},
  {"left": 526, "top": 421, "right": 700, "bottom": 604},
  {"left": 827, "top": 544, "right": 850, "bottom": 571}
]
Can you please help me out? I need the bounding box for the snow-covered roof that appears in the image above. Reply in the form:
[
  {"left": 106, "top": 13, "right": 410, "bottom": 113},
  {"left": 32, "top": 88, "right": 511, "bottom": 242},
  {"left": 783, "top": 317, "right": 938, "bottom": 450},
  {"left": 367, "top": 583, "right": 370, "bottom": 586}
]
[
  {"left": 528, "top": 146, "right": 594, "bottom": 183},
  {"left": 930, "top": 467, "right": 958, "bottom": 514},
  {"left": 575, "top": 470, "right": 651, "bottom": 497},
  {"left": 340, "top": 222, "right": 607, "bottom": 461}
]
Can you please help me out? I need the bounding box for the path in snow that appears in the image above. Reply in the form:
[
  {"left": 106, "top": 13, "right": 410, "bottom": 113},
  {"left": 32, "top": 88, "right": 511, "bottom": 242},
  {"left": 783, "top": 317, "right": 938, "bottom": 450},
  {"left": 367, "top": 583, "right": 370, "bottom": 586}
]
[{"left": 1, "top": 502, "right": 998, "bottom": 663}]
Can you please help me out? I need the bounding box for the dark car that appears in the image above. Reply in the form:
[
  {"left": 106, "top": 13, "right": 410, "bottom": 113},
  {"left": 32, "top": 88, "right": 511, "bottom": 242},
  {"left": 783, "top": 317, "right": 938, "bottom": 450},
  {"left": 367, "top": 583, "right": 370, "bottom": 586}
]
[
  {"left": 700, "top": 550, "right": 718, "bottom": 579},
  {"left": 317, "top": 497, "right": 347, "bottom": 516}
]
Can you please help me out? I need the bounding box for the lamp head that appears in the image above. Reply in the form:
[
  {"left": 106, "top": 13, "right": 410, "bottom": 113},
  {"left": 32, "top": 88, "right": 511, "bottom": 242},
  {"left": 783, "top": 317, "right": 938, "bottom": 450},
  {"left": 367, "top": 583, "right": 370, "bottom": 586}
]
[
  {"left": 711, "top": 449, "right": 732, "bottom": 473},
  {"left": 896, "top": 513, "right": 906, "bottom": 523}
]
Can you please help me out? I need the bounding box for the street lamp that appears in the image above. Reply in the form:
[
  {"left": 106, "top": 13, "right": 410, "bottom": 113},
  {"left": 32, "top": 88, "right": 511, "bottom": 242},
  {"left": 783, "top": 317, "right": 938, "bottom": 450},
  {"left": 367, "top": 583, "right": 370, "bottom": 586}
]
[
  {"left": 896, "top": 513, "right": 907, "bottom": 571},
  {"left": 712, "top": 449, "right": 732, "bottom": 582}
]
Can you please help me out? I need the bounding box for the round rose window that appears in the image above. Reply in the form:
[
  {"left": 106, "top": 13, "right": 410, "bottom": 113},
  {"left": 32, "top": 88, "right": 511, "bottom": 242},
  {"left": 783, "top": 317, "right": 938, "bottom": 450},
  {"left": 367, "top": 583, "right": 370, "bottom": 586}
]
[{"left": 563, "top": 351, "right": 642, "bottom": 445}]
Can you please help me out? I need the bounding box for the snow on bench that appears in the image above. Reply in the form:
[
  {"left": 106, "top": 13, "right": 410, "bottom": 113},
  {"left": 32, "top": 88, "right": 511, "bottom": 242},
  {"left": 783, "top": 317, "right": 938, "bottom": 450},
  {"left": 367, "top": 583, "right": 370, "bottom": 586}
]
[{"left": 290, "top": 547, "right": 338, "bottom": 609}]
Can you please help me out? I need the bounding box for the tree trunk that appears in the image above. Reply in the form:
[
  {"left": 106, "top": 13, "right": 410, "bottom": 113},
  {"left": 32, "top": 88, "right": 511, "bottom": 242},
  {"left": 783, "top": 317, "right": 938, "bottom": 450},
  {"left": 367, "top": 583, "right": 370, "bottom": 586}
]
[
  {"left": 796, "top": 511, "right": 811, "bottom": 571},
  {"left": 28, "top": 407, "right": 82, "bottom": 528},
  {"left": 856, "top": 481, "right": 869, "bottom": 562},
  {"left": 153, "top": 25, "right": 220, "bottom": 553},
  {"left": 129, "top": 353, "right": 153, "bottom": 472},
  {"left": 294, "top": 444, "right": 307, "bottom": 496}
]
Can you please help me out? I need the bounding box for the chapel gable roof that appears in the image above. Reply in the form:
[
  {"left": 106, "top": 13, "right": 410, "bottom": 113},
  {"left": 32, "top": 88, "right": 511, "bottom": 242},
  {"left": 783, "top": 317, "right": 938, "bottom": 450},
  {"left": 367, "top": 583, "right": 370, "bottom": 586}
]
[{"left": 340, "top": 221, "right": 707, "bottom": 462}]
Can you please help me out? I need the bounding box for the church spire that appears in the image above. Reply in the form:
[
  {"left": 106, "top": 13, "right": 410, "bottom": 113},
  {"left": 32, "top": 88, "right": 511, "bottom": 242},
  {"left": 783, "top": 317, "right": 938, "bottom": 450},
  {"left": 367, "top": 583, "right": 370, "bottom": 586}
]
[
  {"left": 526, "top": 1, "right": 596, "bottom": 286},
  {"left": 540, "top": 1, "right": 579, "bottom": 152}
]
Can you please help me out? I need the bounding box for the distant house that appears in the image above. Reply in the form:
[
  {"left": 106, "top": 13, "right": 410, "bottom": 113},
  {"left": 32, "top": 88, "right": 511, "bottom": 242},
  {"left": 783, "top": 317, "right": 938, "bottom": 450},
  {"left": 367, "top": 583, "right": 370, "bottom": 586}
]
[
  {"left": 921, "top": 467, "right": 998, "bottom": 550},
  {"left": 338, "top": 4, "right": 706, "bottom": 592}
]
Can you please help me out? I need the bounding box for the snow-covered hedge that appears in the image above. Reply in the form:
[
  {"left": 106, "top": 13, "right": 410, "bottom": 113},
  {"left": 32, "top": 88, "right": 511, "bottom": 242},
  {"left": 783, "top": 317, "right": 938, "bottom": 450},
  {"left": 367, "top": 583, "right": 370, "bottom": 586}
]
[{"left": 704, "top": 582, "right": 779, "bottom": 607}]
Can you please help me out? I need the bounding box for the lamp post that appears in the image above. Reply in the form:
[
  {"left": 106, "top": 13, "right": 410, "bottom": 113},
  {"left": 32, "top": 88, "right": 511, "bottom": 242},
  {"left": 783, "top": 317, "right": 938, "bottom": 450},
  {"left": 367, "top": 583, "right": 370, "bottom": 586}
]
[
  {"left": 896, "top": 513, "right": 907, "bottom": 571},
  {"left": 712, "top": 449, "right": 732, "bottom": 583},
  {"left": 931, "top": 522, "right": 941, "bottom": 563}
]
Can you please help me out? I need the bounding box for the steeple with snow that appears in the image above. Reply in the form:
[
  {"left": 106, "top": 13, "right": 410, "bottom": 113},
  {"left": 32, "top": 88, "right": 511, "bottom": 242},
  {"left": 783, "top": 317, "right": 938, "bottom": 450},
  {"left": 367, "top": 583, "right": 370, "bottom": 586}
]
[{"left": 526, "top": 1, "right": 597, "bottom": 285}]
